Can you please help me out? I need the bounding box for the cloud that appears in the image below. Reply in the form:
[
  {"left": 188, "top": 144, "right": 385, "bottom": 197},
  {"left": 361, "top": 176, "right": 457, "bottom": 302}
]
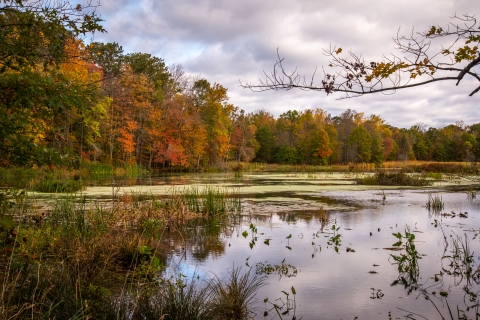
[{"left": 88, "top": 0, "right": 479, "bottom": 128}]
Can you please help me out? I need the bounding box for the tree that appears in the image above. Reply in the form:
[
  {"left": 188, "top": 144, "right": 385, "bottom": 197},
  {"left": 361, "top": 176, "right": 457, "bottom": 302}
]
[
  {"left": 252, "top": 110, "right": 276, "bottom": 163},
  {"left": 1, "top": 0, "right": 104, "bottom": 73},
  {"left": 86, "top": 42, "right": 124, "bottom": 78},
  {"left": 243, "top": 14, "right": 480, "bottom": 97},
  {"left": 0, "top": 0, "right": 104, "bottom": 166},
  {"left": 312, "top": 128, "right": 333, "bottom": 165},
  {"left": 348, "top": 125, "right": 372, "bottom": 163}
]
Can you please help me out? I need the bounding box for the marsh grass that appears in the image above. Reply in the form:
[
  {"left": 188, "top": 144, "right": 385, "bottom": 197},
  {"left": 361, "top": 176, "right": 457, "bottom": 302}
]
[
  {"left": 442, "top": 233, "right": 480, "bottom": 286},
  {"left": 34, "top": 177, "right": 84, "bottom": 193},
  {"left": 0, "top": 167, "right": 85, "bottom": 193},
  {"left": 169, "top": 186, "right": 242, "bottom": 217},
  {"left": 356, "top": 171, "right": 433, "bottom": 186},
  {"left": 0, "top": 186, "right": 252, "bottom": 319},
  {"left": 426, "top": 194, "right": 444, "bottom": 213}
]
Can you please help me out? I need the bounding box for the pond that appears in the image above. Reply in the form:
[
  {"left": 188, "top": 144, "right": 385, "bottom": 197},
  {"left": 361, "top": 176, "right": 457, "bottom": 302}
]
[{"left": 48, "top": 173, "right": 480, "bottom": 319}]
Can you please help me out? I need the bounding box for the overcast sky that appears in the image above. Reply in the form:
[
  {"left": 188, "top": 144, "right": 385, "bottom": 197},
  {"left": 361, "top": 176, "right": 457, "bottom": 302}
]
[{"left": 87, "top": 0, "right": 479, "bottom": 128}]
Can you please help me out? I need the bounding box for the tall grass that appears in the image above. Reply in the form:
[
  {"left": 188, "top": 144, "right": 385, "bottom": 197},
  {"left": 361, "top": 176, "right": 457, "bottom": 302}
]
[
  {"left": 0, "top": 167, "right": 85, "bottom": 193},
  {"left": 356, "top": 171, "right": 433, "bottom": 186},
  {"left": 206, "top": 267, "right": 266, "bottom": 319},
  {"left": 169, "top": 186, "right": 242, "bottom": 217},
  {"left": 426, "top": 194, "right": 444, "bottom": 213},
  {"left": 0, "top": 186, "right": 252, "bottom": 319}
]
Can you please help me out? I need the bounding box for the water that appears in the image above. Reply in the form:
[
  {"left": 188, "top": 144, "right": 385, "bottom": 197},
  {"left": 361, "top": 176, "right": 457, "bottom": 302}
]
[{"left": 85, "top": 173, "right": 480, "bottom": 319}]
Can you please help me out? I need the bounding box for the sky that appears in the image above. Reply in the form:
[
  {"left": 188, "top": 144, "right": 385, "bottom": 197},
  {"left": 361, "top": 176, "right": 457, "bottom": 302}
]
[{"left": 86, "top": 0, "right": 479, "bottom": 128}]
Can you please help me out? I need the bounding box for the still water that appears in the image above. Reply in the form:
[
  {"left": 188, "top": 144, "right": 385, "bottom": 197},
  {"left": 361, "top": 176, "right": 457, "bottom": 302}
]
[{"left": 86, "top": 173, "right": 480, "bottom": 319}]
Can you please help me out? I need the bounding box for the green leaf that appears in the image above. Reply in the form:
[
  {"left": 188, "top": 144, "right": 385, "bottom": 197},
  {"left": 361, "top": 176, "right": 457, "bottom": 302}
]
[
  {"left": 139, "top": 245, "right": 152, "bottom": 255},
  {"left": 393, "top": 241, "right": 403, "bottom": 247},
  {"left": 242, "top": 230, "right": 248, "bottom": 238},
  {"left": 392, "top": 232, "right": 402, "bottom": 239}
]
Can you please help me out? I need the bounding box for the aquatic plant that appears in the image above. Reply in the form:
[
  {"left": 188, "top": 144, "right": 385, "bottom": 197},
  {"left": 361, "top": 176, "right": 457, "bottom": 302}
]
[
  {"left": 397, "top": 230, "right": 480, "bottom": 319},
  {"left": 370, "top": 288, "right": 384, "bottom": 300},
  {"left": 389, "top": 227, "right": 421, "bottom": 294},
  {"left": 174, "top": 186, "right": 242, "bottom": 217},
  {"left": 256, "top": 259, "right": 298, "bottom": 278},
  {"left": 356, "top": 171, "right": 433, "bottom": 186},
  {"left": 381, "top": 190, "right": 386, "bottom": 201},
  {"left": 327, "top": 224, "right": 341, "bottom": 253},
  {"left": 426, "top": 194, "right": 444, "bottom": 213},
  {"left": 263, "top": 286, "right": 298, "bottom": 319},
  {"left": 442, "top": 233, "right": 480, "bottom": 286}
]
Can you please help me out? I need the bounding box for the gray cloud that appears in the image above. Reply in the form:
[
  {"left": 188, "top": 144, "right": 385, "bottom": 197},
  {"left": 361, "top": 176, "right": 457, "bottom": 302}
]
[{"left": 88, "top": 0, "right": 479, "bottom": 128}]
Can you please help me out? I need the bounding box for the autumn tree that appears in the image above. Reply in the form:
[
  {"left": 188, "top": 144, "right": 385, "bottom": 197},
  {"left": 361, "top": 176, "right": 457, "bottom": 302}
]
[
  {"left": 251, "top": 110, "right": 276, "bottom": 163},
  {"left": 243, "top": 14, "right": 479, "bottom": 97},
  {"left": 0, "top": 0, "right": 104, "bottom": 166},
  {"left": 348, "top": 125, "right": 372, "bottom": 163},
  {"left": 230, "top": 110, "right": 259, "bottom": 162},
  {"left": 86, "top": 42, "right": 124, "bottom": 78},
  {"left": 193, "top": 79, "right": 234, "bottom": 166},
  {"left": 333, "top": 109, "right": 364, "bottom": 163}
]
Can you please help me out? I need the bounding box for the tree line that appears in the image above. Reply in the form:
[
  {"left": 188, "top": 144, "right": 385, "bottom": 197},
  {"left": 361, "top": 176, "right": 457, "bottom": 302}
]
[{"left": 1, "top": 2, "right": 479, "bottom": 169}]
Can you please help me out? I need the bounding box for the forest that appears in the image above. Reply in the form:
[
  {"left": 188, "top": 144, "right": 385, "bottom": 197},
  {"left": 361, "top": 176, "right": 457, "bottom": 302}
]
[{"left": 1, "top": 2, "right": 479, "bottom": 171}]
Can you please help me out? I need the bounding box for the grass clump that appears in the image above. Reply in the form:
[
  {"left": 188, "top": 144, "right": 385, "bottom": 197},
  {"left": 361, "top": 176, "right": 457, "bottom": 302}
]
[
  {"left": 170, "top": 186, "right": 242, "bottom": 218},
  {"left": 34, "top": 177, "right": 84, "bottom": 193},
  {"left": 426, "top": 194, "right": 444, "bottom": 213},
  {"left": 405, "top": 162, "right": 468, "bottom": 174},
  {"left": 356, "top": 171, "right": 433, "bottom": 186},
  {"left": 206, "top": 267, "right": 266, "bottom": 320}
]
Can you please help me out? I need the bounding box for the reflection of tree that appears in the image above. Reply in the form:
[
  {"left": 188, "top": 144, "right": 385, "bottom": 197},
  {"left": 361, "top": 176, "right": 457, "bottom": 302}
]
[
  {"left": 190, "top": 237, "right": 226, "bottom": 262},
  {"left": 277, "top": 212, "right": 298, "bottom": 223},
  {"left": 163, "top": 218, "right": 229, "bottom": 262}
]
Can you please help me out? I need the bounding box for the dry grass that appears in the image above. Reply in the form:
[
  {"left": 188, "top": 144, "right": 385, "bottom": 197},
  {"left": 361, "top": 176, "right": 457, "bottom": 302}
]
[{"left": 0, "top": 188, "right": 246, "bottom": 319}]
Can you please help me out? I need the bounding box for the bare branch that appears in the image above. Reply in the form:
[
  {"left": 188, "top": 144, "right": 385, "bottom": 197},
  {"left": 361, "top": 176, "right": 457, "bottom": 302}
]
[{"left": 242, "top": 14, "right": 480, "bottom": 98}]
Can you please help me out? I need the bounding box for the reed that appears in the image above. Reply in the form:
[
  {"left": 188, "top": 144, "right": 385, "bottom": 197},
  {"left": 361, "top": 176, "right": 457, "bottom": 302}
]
[
  {"left": 426, "top": 194, "right": 444, "bottom": 213},
  {"left": 356, "top": 171, "right": 433, "bottom": 186}
]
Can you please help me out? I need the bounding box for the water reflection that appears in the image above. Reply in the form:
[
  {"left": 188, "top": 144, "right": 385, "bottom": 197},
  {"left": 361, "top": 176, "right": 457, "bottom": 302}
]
[{"left": 163, "top": 189, "right": 480, "bottom": 319}]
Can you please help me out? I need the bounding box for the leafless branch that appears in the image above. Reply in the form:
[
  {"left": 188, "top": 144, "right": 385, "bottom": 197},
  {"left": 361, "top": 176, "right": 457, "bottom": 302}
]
[{"left": 241, "top": 13, "right": 480, "bottom": 98}]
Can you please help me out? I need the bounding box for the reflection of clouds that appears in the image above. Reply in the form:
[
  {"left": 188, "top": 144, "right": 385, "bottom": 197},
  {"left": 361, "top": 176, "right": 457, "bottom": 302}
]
[{"left": 167, "top": 189, "right": 480, "bottom": 319}]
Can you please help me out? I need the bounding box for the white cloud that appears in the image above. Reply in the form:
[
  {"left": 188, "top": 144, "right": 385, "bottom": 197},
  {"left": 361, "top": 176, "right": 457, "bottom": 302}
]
[{"left": 88, "top": 0, "right": 480, "bottom": 128}]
